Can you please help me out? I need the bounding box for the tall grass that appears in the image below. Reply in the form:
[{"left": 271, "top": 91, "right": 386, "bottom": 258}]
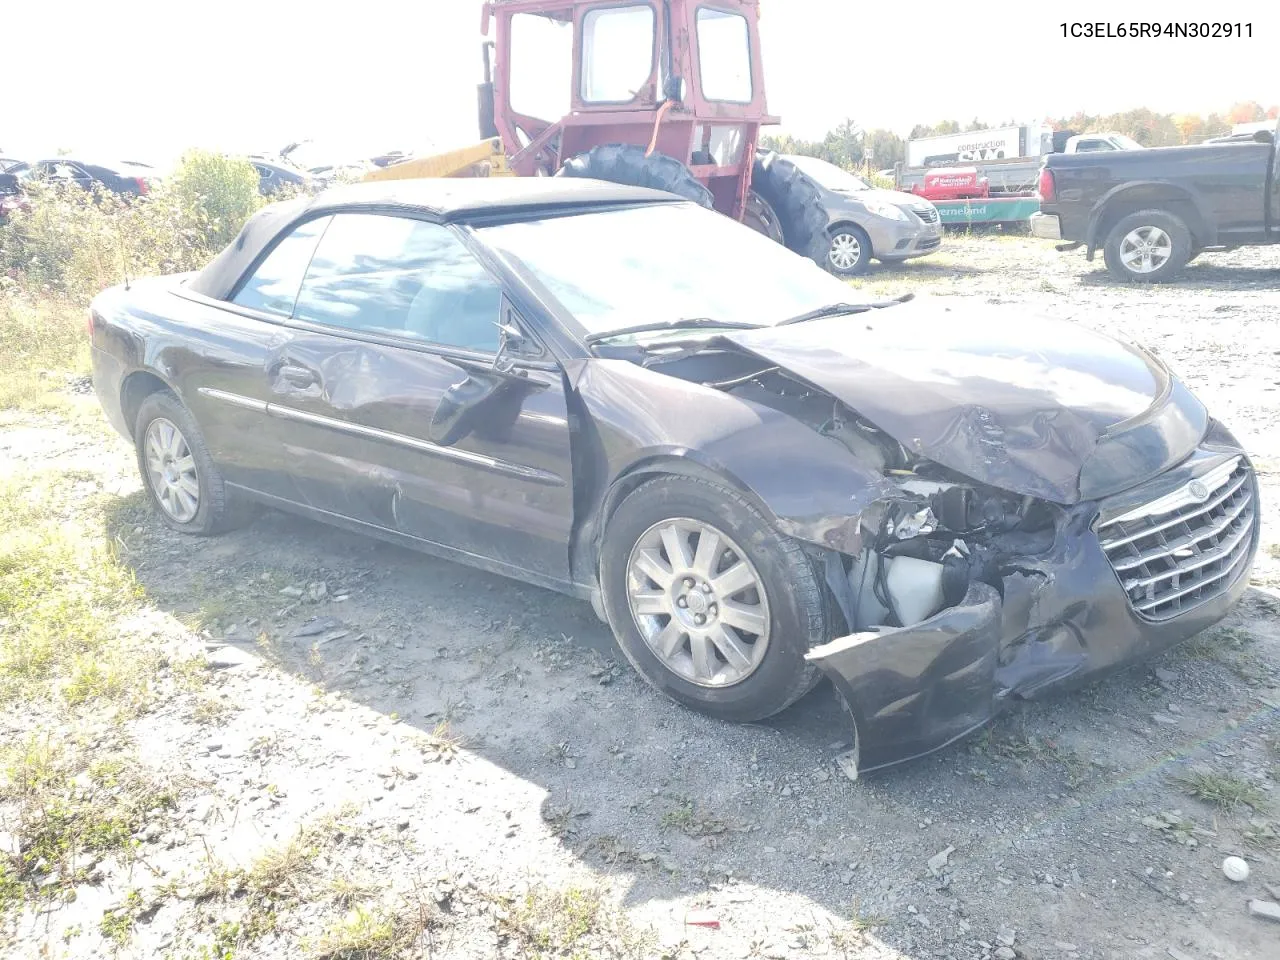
[
  {"left": 0, "top": 150, "right": 266, "bottom": 304},
  {"left": 0, "top": 150, "right": 271, "bottom": 411}
]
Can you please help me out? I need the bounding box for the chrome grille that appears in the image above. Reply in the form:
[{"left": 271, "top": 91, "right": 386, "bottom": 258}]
[
  {"left": 1097, "top": 457, "right": 1256, "bottom": 621},
  {"left": 913, "top": 206, "right": 940, "bottom": 224}
]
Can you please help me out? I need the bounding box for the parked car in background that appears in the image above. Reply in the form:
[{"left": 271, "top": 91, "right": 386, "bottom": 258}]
[
  {"left": 785, "top": 155, "right": 943, "bottom": 276},
  {"left": 1033, "top": 118, "right": 1280, "bottom": 281},
  {"left": 309, "top": 161, "right": 376, "bottom": 184},
  {"left": 25, "top": 157, "right": 158, "bottom": 195},
  {"left": 0, "top": 157, "right": 27, "bottom": 173},
  {"left": 248, "top": 157, "right": 315, "bottom": 196},
  {"left": 1062, "top": 132, "right": 1144, "bottom": 153},
  {"left": 89, "top": 178, "right": 1258, "bottom": 774},
  {"left": 0, "top": 171, "right": 30, "bottom": 223}
]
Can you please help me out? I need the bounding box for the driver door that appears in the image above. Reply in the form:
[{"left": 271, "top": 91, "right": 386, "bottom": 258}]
[{"left": 268, "top": 211, "right": 576, "bottom": 584}]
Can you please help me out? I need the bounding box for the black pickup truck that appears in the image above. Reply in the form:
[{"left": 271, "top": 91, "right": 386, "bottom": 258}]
[{"left": 1031, "top": 119, "right": 1280, "bottom": 281}]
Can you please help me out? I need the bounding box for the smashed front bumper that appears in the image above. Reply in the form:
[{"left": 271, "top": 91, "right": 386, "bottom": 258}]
[{"left": 806, "top": 451, "right": 1260, "bottom": 776}]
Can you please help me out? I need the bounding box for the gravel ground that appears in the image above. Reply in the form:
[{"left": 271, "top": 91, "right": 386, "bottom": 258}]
[{"left": 3, "top": 234, "right": 1280, "bottom": 960}]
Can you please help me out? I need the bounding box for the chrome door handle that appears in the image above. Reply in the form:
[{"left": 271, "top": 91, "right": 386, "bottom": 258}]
[{"left": 277, "top": 363, "right": 317, "bottom": 387}]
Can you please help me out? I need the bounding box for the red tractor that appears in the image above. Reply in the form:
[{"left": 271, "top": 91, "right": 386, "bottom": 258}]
[{"left": 368, "top": 1, "right": 828, "bottom": 263}]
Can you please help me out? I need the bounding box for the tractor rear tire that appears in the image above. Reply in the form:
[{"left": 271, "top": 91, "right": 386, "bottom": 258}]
[
  {"left": 742, "top": 190, "right": 786, "bottom": 244},
  {"left": 557, "top": 144, "right": 715, "bottom": 208},
  {"left": 751, "top": 152, "right": 830, "bottom": 264}
]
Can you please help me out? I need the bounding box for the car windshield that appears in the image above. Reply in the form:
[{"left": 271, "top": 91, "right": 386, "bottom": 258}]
[
  {"left": 786, "top": 156, "right": 870, "bottom": 193},
  {"left": 478, "top": 203, "right": 867, "bottom": 337}
]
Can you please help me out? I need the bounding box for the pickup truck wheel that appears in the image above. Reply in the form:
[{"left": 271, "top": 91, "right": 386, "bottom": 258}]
[
  {"left": 134, "top": 391, "right": 247, "bottom": 535},
  {"left": 600, "top": 475, "right": 826, "bottom": 722},
  {"left": 1102, "top": 209, "right": 1192, "bottom": 282}
]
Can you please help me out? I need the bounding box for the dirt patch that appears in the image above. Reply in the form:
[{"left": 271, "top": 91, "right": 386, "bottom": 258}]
[{"left": 3, "top": 235, "right": 1280, "bottom": 960}]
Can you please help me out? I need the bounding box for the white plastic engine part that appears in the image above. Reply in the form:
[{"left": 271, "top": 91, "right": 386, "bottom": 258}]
[
  {"left": 847, "top": 550, "right": 892, "bottom": 629},
  {"left": 883, "top": 556, "right": 946, "bottom": 626}
]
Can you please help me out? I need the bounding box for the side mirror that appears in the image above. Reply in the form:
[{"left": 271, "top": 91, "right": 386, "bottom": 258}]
[
  {"left": 663, "top": 75, "right": 687, "bottom": 103},
  {"left": 493, "top": 321, "right": 526, "bottom": 373}
]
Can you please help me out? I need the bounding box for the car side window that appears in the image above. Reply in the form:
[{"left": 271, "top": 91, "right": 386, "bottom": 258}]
[
  {"left": 293, "top": 213, "right": 503, "bottom": 353},
  {"left": 231, "top": 216, "right": 331, "bottom": 317}
]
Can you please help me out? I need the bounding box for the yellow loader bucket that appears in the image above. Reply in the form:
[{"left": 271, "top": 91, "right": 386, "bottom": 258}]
[{"left": 362, "top": 138, "right": 514, "bottom": 182}]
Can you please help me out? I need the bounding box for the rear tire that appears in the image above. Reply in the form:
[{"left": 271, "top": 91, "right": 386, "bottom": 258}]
[
  {"left": 1102, "top": 208, "right": 1192, "bottom": 283},
  {"left": 556, "top": 144, "right": 714, "bottom": 208},
  {"left": 134, "top": 391, "right": 248, "bottom": 536},
  {"left": 742, "top": 190, "right": 785, "bottom": 244},
  {"left": 752, "top": 152, "right": 830, "bottom": 262},
  {"left": 600, "top": 475, "right": 827, "bottom": 722}
]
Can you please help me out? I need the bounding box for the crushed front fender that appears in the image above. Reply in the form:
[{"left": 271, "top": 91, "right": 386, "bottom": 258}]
[{"left": 805, "top": 581, "right": 1001, "bottom": 774}]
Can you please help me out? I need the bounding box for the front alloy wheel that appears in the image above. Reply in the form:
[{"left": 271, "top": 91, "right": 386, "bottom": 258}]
[
  {"left": 626, "top": 518, "right": 770, "bottom": 687},
  {"left": 600, "top": 474, "right": 828, "bottom": 722},
  {"left": 144, "top": 417, "right": 200, "bottom": 523}
]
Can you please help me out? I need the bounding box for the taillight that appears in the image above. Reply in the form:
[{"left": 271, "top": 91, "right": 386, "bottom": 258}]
[
  {"left": 87, "top": 309, "right": 96, "bottom": 338},
  {"left": 1037, "top": 167, "right": 1056, "bottom": 203},
  {"left": 135, "top": 177, "right": 149, "bottom": 195}
]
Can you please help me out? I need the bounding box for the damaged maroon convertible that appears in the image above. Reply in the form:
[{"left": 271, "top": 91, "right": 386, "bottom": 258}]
[{"left": 90, "top": 179, "right": 1260, "bottom": 774}]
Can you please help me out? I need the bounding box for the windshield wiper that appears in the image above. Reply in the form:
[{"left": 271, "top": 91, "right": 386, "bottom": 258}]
[
  {"left": 583, "top": 317, "right": 758, "bottom": 345},
  {"left": 776, "top": 293, "right": 915, "bottom": 327}
]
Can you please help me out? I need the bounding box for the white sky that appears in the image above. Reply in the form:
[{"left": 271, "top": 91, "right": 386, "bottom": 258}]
[{"left": 4, "top": 0, "right": 1275, "bottom": 165}]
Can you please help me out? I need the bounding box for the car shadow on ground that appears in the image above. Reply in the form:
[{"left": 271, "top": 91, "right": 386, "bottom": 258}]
[
  {"left": 102, "top": 492, "right": 1280, "bottom": 957},
  {"left": 873, "top": 258, "right": 986, "bottom": 279},
  {"left": 1077, "top": 262, "right": 1280, "bottom": 290}
]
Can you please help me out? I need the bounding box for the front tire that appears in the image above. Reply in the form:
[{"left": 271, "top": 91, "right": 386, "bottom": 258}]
[
  {"left": 600, "top": 475, "right": 827, "bottom": 722},
  {"left": 825, "top": 224, "right": 873, "bottom": 277},
  {"left": 1102, "top": 208, "right": 1192, "bottom": 283},
  {"left": 134, "top": 391, "right": 245, "bottom": 535},
  {"left": 556, "top": 144, "right": 714, "bottom": 208}
]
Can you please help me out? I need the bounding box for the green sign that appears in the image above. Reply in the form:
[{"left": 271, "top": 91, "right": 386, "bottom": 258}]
[{"left": 934, "top": 197, "right": 1041, "bottom": 224}]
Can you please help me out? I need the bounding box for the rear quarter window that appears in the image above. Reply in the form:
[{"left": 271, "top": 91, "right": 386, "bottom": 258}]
[{"left": 231, "top": 216, "right": 331, "bottom": 316}]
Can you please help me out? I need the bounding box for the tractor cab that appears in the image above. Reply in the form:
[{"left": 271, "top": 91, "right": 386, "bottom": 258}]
[{"left": 482, "top": 0, "right": 776, "bottom": 218}]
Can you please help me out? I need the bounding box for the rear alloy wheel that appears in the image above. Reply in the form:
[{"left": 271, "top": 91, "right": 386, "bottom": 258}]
[
  {"left": 134, "top": 391, "right": 249, "bottom": 535},
  {"left": 600, "top": 475, "right": 828, "bottom": 722},
  {"left": 1102, "top": 208, "right": 1192, "bottom": 282},
  {"left": 826, "top": 225, "right": 872, "bottom": 277},
  {"left": 144, "top": 418, "right": 201, "bottom": 524}
]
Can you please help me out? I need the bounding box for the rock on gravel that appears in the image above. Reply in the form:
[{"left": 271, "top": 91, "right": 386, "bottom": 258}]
[
  {"left": 927, "top": 845, "right": 955, "bottom": 875},
  {"left": 1222, "top": 856, "right": 1250, "bottom": 882},
  {"left": 1247, "top": 899, "right": 1280, "bottom": 923}
]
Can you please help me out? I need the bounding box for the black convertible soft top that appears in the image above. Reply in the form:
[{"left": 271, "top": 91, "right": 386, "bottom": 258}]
[{"left": 186, "top": 178, "right": 676, "bottom": 301}]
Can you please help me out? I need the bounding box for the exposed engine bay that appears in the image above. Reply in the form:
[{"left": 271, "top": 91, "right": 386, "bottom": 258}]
[{"left": 717, "top": 367, "right": 1057, "bottom": 634}]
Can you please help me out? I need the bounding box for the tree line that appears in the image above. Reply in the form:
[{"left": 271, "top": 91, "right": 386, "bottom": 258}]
[{"left": 760, "top": 101, "right": 1279, "bottom": 170}]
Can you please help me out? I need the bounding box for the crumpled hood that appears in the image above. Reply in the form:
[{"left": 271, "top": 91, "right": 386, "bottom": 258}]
[{"left": 721, "top": 300, "right": 1209, "bottom": 503}]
